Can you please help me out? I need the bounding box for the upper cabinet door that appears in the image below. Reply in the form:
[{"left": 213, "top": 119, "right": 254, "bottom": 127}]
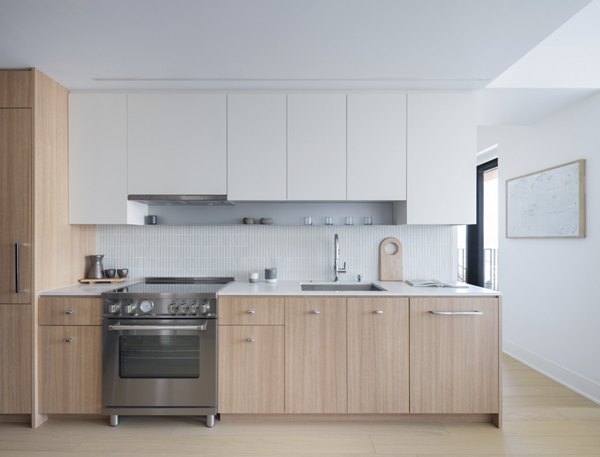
[
  {"left": 69, "top": 93, "right": 147, "bottom": 225},
  {"left": 127, "top": 94, "right": 227, "bottom": 195},
  {"left": 347, "top": 93, "right": 407, "bottom": 201},
  {"left": 227, "top": 94, "right": 287, "bottom": 200},
  {"left": 406, "top": 92, "right": 476, "bottom": 224},
  {"left": 287, "top": 94, "right": 346, "bottom": 200}
]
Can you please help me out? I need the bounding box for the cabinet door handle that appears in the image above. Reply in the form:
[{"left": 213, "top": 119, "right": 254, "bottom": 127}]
[
  {"left": 374, "top": 310, "right": 384, "bottom": 315},
  {"left": 310, "top": 310, "right": 320, "bottom": 315},
  {"left": 246, "top": 337, "right": 255, "bottom": 343},
  {"left": 64, "top": 309, "right": 74, "bottom": 315},
  {"left": 246, "top": 310, "right": 256, "bottom": 315},
  {"left": 15, "top": 243, "right": 21, "bottom": 293},
  {"left": 64, "top": 337, "right": 73, "bottom": 343},
  {"left": 429, "top": 311, "right": 483, "bottom": 316}
]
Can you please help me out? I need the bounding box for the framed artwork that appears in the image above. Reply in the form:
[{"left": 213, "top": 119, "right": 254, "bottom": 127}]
[{"left": 506, "top": 159, "right": 585, "bottom": 238}]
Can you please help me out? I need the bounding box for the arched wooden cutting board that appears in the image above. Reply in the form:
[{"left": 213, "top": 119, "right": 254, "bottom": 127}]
[{"left": 379, "top": 237, "right": 403, "bottom": 281}]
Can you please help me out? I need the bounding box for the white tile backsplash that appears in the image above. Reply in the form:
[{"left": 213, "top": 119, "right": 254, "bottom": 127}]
[{"left": 97, "top": 225, "right": 457, "bottom": 282}]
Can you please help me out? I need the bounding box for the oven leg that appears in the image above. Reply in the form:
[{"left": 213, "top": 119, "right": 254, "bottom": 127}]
[
  {"left": 109, "top": 415, "right": 120, "bottom": 427},
  {"left": 206, "top": 415, "right": 215, "bottom": 428}
]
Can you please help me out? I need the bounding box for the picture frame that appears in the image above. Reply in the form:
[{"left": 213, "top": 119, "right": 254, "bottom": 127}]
[{"left": 506, "top": 159, "right": 585, "bottom": 238}]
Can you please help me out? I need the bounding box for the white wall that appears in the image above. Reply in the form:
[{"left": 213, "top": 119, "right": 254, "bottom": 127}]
[{"left": 480, "top": 91, "right": 600, "bottom": 404}]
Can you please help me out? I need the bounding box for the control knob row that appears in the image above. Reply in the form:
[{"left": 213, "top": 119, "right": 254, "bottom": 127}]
[{"left": 168, "top": 302, "right": 211, "bottom": 315}]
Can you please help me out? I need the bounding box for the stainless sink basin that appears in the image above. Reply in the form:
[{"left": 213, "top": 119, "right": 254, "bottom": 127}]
[{"left": 301, "top": 283, "right": 386, "bottom": 292}]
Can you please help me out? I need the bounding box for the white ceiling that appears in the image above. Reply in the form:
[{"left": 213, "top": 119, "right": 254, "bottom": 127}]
[
  {"left": 0, "top": 0, "right": 591, "bottom": 90},
  {"left": 489, "top": 0, "right": 600, "bottom": 88},
  {"left": 478, "top": 0, "right": 600, "bottom": 125}
]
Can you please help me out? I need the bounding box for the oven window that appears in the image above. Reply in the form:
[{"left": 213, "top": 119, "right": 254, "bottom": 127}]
[{"left": 119, "top": 335, "right": 200, "bottom": 378}]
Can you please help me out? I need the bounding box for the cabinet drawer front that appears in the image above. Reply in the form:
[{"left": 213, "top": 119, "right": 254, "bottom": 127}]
[
  {"left": 39, "top": 297, "right": 103, "bottom": 325},
  {"left": 218, "top": 325, "right": 284, "bottom": 413},
  {"left": 39, "top": 326, "right": 102, "bottom": 414},
  {"left": 410, "top": 297, "right": 499, "bottom": 414},
  {"left": 219, "top": 296, "right": 284, "bottom": 325}
]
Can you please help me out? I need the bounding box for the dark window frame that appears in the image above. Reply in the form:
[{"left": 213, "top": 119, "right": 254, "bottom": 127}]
[{"left": 466, "top": 158, "right": 498, "bottom": 287}]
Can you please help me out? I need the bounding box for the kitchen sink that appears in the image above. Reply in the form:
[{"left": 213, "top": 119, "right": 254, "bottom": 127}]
[{"left": 300, "top": 283, "right": 386, "bottom": 292}]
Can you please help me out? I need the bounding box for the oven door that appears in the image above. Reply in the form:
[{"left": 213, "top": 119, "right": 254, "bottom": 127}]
[{"left": 103, "top": 318, "right": 216, "bottom": 409}]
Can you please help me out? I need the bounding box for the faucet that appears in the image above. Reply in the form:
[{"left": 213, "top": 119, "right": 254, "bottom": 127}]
[{"left": 333, "top": 233, "right": 347, "bottom": 282}]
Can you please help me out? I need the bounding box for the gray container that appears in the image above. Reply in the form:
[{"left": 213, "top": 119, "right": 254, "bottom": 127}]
[{"left": 87, "top": 255, "right": 105, "bottom": 279}]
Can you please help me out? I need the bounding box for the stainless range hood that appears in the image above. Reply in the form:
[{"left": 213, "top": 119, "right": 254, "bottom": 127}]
[{"left": 128, "top": 195, "right": 235, "bottom": 206}]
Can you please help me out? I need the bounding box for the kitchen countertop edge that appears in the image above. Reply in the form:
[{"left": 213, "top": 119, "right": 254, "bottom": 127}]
[
  {"left": 39, "top": 278, "right": 144, "bottom": 297},
  {"left": 217, "top": 280, "right": 501, "bottom": 297},
  {"left": 38, "top": 279, "right": 500, "bottom": 297}
]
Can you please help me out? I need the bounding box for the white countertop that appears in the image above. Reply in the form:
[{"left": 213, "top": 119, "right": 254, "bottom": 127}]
[
  {"left": 218, "top": 280, "right": 500, "bottom": 297},
  {"left": 39, "top": 278, "right": 143, "bottom": 296},
  {"left": 39, "top": 279, "right": 499, "bottom": 297}
]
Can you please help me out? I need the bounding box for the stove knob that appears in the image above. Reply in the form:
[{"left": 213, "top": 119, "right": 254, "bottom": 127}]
[
  {"left": 126, "top": 304, "right": 136, "bottom": 315},
  {"left": 180, "top": 303, "right": 190, "bottom": 314},
  {"left": 190, "top": 304, "right": 199, "bottom": 314},
  {"left": 200, "top": 303, "right": 211, "bottom": 314},
  {"left": 168, "top": 303, "right": 178, "bottom": 314},
  {"left": 139, "top": 299, "right": 154, "bottom": 314},
  {"left": 109, "top": 303, "right": 121, "bottom": 315}
]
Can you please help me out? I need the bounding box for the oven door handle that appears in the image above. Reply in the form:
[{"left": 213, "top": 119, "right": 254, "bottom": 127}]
[{"left": 108, "top": 323, "right": 208, "bottom": 331}]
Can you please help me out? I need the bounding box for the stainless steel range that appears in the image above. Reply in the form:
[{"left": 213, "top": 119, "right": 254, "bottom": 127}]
[{"left": 101, "top": 277, "right": 232, "bottom": 428}]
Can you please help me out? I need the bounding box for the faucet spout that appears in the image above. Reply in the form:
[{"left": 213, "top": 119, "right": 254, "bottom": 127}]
[{"left": 333, "top": 233, "right": 347, "bottom": 282}]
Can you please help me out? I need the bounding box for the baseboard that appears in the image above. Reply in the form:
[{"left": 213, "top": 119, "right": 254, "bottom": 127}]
[{"left": 504, "top": 340, "right": 600, "bottom": 405}]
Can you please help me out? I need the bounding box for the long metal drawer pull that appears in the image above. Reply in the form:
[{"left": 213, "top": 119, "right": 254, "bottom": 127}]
[
  {"left": 429, "top": 311, "right": 483, "bottom": 316},
  {"left": 108, "top": 323, "right": 208, "bottom": 331},
  {"left": 15, "top": 243, "right": 21, "bottom": 293}
]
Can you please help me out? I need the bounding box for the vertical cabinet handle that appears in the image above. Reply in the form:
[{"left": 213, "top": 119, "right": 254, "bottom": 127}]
[
  {"left": 64, "top": 337, "right": 73, "bottom": 343},
  {"left": 15, "top": 243, "right": 21, "bottom": 293},
  {"left": 310, "top": 310, "right": 320, "bottom": 315}
]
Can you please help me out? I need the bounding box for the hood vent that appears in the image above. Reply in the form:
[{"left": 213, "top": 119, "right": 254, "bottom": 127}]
[{"left": 128, "top": 195, "right": 234, "bottom": 206}]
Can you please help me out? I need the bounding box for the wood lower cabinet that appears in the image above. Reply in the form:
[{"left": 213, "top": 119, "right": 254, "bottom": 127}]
[
  {"left": 39, "top": 326, "right": 102, "bottom": 414},
  {"left": 409, "top": 297, "right": 499, "bottom": 414},
  {"left": 38, "top": 297, "right": 102, "bottom": 414},
  {"left": 285, "top": 297, "right": 347, "bottom": 413},
  {"left": 218, "top": 326, "right": 284, "bottom": 413},
  {"left": 347, "top": 297, "right": 409, "bottom": 413},
  {"left": 0, "top": 305, "right": 32, "bottom": 413},
  {"left": 217, "top": 294, "right": 500, "bottom": 424}
]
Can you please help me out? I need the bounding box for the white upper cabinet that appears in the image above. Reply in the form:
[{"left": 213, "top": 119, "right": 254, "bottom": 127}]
[
  {"left": 69, "top": 93, "right": 146, "bottom": 224},
  {"left": 127, "top": 93, "right": 226, "bottom": 195},
  {"left": 405, "top": 92, "right": 476, "bottom": 225},
  {"left": 227, "top": 94, "right": 287, "bottom": 200},
  {"left": 287, "top": 94, "right": 347, "bottom": 201},
  {"left": 347, "top": 93, "right": 407, "bottom": 201}
]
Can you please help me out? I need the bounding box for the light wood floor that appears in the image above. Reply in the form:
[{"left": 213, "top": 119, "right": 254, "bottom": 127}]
[{"left": 1, "top": 355, "right": 599, "bottom": 456}]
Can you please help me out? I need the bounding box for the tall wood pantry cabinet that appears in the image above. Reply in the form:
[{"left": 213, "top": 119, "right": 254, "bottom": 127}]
[{"left": 0, "top": 69, "right": 96, "bottom": 427}]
